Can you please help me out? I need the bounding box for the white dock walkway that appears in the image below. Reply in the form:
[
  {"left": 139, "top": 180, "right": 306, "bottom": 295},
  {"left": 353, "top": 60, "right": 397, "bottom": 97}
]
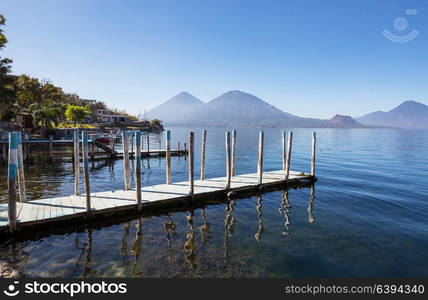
[{"left": 0, "top": 170, "right": 312, "bottom": 232}]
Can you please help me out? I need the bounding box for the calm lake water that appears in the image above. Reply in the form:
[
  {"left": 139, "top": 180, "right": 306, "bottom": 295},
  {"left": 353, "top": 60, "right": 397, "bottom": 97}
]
[{"left": 1, "top": 127, "right": 427, "bottom": 278}]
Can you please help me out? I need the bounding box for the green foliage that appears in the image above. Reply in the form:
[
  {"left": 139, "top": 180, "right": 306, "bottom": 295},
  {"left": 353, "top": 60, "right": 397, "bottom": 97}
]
[
  {"left": 16, "top": 75, "right": 43, "bottom": 106},
  {"left": 127, "top": 115, "right": 138, "bottom": 122},
  {"left": 65, "top": 105, "right": 89, "bottom": 126},
  {"left": 0, "top": 14, "right": 15, "bottom": 120},
  {"left": 29, "top": 100, "right": 62, "bottom": 136},
  {"left": 16, "top": 75, "right": 64, "bottom": 107},
  {"left": 57, "top": 121, "right": 96, "bottom": 129},
  {"left": 150, "top": 119, "right": 162, "bottom": 126},
  {"left": 0, "top": 15, "right": 7, "bottom": 50}
]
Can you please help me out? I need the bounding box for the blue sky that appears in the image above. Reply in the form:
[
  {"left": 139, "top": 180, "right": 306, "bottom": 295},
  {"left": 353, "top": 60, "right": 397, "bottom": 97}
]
[{"left": 2, "top": 0, "right": 427, "bottom": 118}]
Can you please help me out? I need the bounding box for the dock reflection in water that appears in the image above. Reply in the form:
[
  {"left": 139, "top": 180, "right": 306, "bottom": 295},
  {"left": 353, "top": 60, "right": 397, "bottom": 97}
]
[
  {"left": 223, "top": 199, "right": 236, "bottom": 265},
  {"left": 199, "top": 208, "right": 211, "bottom": 243},
  {"left": 279, "top": 190, "right": 291, "bottom": 236},
  {"left": 184, "top": 211, "right": 197, "bottom": 270},
  {"left": 0, "top": 186, "right": 319, "bottom": 277},
  {"left": 164, "top": 214, "right": 177, "bottom": 263}
]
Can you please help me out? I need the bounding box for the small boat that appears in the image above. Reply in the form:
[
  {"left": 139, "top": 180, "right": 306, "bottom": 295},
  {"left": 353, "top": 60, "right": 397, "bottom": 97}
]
[
  {"left": 95, "top": 136, "right": 111, "bottom": 144},
  {"left": 89, "top": 132, "right": 114, "bottom": 145}
]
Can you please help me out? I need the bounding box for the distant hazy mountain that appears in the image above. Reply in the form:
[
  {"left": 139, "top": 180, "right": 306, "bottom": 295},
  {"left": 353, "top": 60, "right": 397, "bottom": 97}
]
[
  {"left": 328, "top": 114, "right": 365, "bottom": 128},
  {"left": 149, "top": 90, "right": 376, "bottom": 128},
  {"left": 356, "top": 100, "right": 428, "bottom": 129},
  {"left": 163, "top": 90, "right": 329, "bottom": 128},
  {"left": 147, "top": 92, "right": 204, "bottom": 122},
  {"left": 175, "top": 90, "right": 299, "bottom": 127}
]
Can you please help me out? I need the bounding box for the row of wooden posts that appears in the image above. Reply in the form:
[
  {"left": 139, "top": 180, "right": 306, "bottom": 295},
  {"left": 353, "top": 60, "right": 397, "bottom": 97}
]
[
  {"left": 1, "top": 132, "right": 188, "bottom": 164},
  {"left": 1, "top": 131, "right": 31, "bottom": 163},
  {"left": 1, "top": 131, "right": 87, "bottom": 162},
  {"left": 6, "top": 129, "right": 316, "bottom": 232}
]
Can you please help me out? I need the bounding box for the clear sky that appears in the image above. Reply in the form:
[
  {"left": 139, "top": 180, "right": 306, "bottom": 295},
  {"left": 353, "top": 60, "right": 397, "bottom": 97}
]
[{"left": 2, "top": 0, "right": 427, "bottom": 118}]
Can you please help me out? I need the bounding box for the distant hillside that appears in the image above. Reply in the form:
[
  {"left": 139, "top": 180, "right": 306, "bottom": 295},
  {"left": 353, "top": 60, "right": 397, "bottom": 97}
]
[
  {"left": 328, "top": 114, "right": 365, "bottom": 128},
  {"left": 356, "top": 100, "right": 428, "bottom": 129},
  {"left": 147, "top": 92, "right": 204, "bottom": 122}
]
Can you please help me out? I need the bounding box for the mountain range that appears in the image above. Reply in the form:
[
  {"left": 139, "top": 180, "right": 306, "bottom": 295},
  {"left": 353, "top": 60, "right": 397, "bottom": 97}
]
[
  {"left": 147, "top": 91, "right": 428, "bottom": 129},
  {"left": 356, "top": 100, "right": 428, "bottom": 129}
]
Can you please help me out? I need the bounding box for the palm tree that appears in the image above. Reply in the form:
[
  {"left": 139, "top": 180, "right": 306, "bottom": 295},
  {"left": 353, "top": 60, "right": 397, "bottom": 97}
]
[{"left": 29, "top": 100, "right": 62, "bottom": 137}]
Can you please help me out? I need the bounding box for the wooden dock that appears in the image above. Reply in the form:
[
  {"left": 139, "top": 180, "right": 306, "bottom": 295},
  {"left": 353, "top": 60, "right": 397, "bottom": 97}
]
[
  {"left": 1, "top": 129, "right": 317, "bottom": 237},
  {"left": 1, "top": 133, "right": 188, "bottom": 163},
  {"left": 52, "top": 149, "right": 187, "bottom": 161},
  {"left": 0, "top": 170, "right": 313, "bottom": 234}
]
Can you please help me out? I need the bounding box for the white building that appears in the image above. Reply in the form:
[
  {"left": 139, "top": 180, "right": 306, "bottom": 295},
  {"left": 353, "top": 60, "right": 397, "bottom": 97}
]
[{"left": 95, "top": 109, "right": 129, "bottom": 124}]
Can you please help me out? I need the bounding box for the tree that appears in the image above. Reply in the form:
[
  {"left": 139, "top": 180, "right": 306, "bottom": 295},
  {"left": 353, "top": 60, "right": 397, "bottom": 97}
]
[
  {"left": 0, "top": 14, "right": 15, "bottom": 121},
  {"left": 16, "top": 75, "right": 66, "bottom": 131},
  {"left": 0, "top": 15, "right": 11, "bottom": 76},
  {"left": 95, "top": 101, "right": 107, "bottom": 110},
  {"left": 65, "top": 105, "right": 89, "bottom": 126},
  {"left": 40, "top": 80, "right": 64, "bottom": 103},
  {"left": 150, "top": 119, "right": 162, "bottom": 126},
  {"left": 16, "top": 75, "right": 64, "bottom": 107},
  {"left": 16, "top": 75, "right": 43, "bottom": 107},
  {"left": 29, "top": 100, "right": 62, "bottom": 137}
]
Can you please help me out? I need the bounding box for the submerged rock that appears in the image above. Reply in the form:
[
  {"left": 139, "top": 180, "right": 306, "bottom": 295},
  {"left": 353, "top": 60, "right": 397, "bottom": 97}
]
[{"left": 0, "top": 261, "right": 21, "bottom": 278}]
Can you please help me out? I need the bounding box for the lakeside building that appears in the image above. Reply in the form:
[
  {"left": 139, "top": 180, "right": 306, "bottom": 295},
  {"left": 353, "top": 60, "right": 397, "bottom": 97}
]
[{"left": 94, "top": 109, "right": 129, "bottom": 124}]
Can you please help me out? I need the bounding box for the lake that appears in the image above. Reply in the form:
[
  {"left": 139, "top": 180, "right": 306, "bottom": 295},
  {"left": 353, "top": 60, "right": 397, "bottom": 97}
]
[{"left": 1, "top": 127, "right": 427, "bottom": 277}]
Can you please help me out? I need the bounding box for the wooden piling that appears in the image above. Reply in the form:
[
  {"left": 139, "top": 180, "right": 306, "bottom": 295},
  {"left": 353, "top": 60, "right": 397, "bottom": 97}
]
[
  {"left": 282, "top": 131, "right": 286, "bottom": 171},
  {"left": 166, "top": 130, "right": 171, "bottom": 184},
  {"left": 311, "top": 132, "right": 316, "bottom": 177},
  {"left": 90, "top": 140, "right": 95, "bottom": 161},
  {"left": 73, "top": 130, "right": 80, "bottom": 195},
  {"left": 17, "top": 133, "right": 26, "bottom": 202},
  {"left": 140, "top": 132, "right": 144, "bottom": 156},
  {"left": 285, "top": 131, "right": 293, "bottom": 181},
  {"left": 122, "top": 130, "right": 131, "bottom": 190},
  {"left": 257, "top": 131, "right": 264, "bottom": 185},
  {"left": 231, "top": 129, "right": 237, "bottom": 176},
  {"left": 135, "top": 131, "right": 142, "bottom": 210},
  {"left": 184, "top": 142, "right": 187, "bottom": 153},
  {"left": 112, "top": 136, "right": 116, "bottom": 152},
  {"left": 177, "top": 142, "right": 180, "bottom": 150},
  {"left": 130, "top": 131, "right": 134, "bottom": 156},
  {"left": 82, "top": 131, "right": 91, "bottom": 214},
  {"left": 21, "top": 132, "right": 26, "bottom": 162},
  {"left": 188, "top": 132, "right": 194, "bottom": 197},
  {"left": 146, "top": 133, "right": 150, "bottom": 154},
  {"left": 200, "top": 129, "right": 207, "bottom": 180},
  {"left": 2, "top": 131, "right": 6, "bottom": 163},
  {"left": 24, "top": 132, "right": 30, "bottom": 162},
  {"left": 49, "top": 135, "right": 54, "bottom": 160},
  {"left": 225, "top": 131, "right": 231, "bottom": 190},
  {"left": 8, "top": 132, "right": 18, "bottom": 232}
]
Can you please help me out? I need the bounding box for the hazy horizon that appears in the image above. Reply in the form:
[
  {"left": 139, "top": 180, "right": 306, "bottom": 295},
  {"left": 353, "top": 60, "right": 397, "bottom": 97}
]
[
  {"left": 152, "top": 90, "right": 427, "bottom": 118},
  {"left": 2, "top": 0, "right": 427, "bottom": 118}
]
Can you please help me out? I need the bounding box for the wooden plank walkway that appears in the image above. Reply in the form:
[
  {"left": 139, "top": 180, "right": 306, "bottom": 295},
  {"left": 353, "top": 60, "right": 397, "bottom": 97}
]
[
  {"left": 0, "top": 170, "right": 313, "bottom": 233},
  {"left": 115, "top": 149, "right": 187, "bottom": 157},
  {"left": 52, "top": 149, "right": 187, "bottom": 160}
]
